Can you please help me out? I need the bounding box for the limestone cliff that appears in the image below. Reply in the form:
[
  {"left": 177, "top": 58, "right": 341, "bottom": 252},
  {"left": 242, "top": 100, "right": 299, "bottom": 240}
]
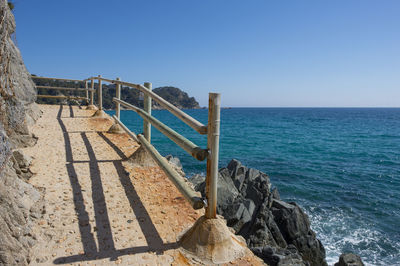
[{"left": 0, "top": 0, "right": 43, "bottom": 264}]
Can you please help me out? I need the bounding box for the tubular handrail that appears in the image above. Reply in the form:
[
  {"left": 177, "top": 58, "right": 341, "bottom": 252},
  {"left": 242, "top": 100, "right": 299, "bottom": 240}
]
[
  {"left": 33, "top": 75, "right": 92, "bottom": 104},
  {"left": 112, "top": 115, "right": 139, "bottom": 142},
  {"left": 36, "top": 95, "right": 88, "bottom": 100},
  {"left": 87, "top": 75, "right": 219, "bottom": 215},
  {"left": 113, "top": 98, "right": 208, "bottom": 161},
  {"left": 33, "top": 74, "right": 221, "bottom": 217},
  {"left": 31, "top": 76, "right": 83, "bottom": 83},
  {"left": 36, "top": 86, "right": 95, "bottom": 92},
  {"left": 112, "top": 115, "right": 203, "bottom": 209},
  {"left": 88, "top": 76, "right": 207, "bottom": 135},
  {"left": 137, "top": 83, "right": 208, "bottom": 135},
  {"left": 136, "top": 134, "right": 204, "bottom": 209}
]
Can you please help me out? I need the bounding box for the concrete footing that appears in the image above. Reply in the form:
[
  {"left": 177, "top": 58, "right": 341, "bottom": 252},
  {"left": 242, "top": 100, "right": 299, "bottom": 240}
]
[
  {"left": 86, "top": 105, "right": 98, "bottom": 110},
  {"left": 92, "top": 109, "right": 107, "bottom": 118},
  {"left": 107, "top": 123, "right": 124, "bottom": 134},
  {"left": 127, "top": 146, "right": 156, "bottom": 167},
  {"left": 179, "top": 216, "right": 247, "bottom": 264}
]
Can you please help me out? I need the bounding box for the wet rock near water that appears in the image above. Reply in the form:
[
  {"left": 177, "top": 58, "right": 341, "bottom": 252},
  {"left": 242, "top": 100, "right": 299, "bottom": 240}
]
[
  {"left": 191, "top": 159, "right": 327, "bottom": 266},
  {"left": 250, "top": 245, "right": 306, "bottom": 266},
  {"left": 334, "top": 253, "right": 364, "bottom": 266},
  {"left": 165, "top": 154, "right": 185, "bottom": 177}
]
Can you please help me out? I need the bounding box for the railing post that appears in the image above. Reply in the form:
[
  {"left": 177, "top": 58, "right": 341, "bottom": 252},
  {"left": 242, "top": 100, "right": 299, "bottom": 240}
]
[
  {"left": 116, "top": 77, "right": 121, "bottom": 119},
  {"left": 90, "top": 78, "right": 94, "bottom": 105},
  {"left": 85, "top": 80, "right": 89, "bottom": 102},
  {"left": 205, "top": 93, "right": 221, "bottom": 219},
  {"left": 143, "top": 82, "right": 152, "bottom": 142},
  {"left": 98, "top": 75, "right": 102, "bottom": 110}
]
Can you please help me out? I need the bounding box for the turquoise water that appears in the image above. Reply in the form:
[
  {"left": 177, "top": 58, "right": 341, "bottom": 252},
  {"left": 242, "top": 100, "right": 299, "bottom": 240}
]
[{"left": 107, "top": 108, "right": 400, "bottom": 265}]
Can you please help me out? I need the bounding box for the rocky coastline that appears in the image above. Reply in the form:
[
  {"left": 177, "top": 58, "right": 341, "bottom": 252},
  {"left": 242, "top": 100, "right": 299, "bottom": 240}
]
[
  {"left": 174, "top": 157, "right": 364, "bottom": 266},
  {"left": 1, "top": 0, "right": 365, "bottom": 263},
  {"left": 188, "top": 159, "right": 326, "bottom": 266}
]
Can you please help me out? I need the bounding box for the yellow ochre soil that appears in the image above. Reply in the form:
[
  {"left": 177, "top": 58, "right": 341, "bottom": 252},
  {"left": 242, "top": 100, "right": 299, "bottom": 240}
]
[{"left": 24, "top": 104, "right": 264, "bottom": 265}]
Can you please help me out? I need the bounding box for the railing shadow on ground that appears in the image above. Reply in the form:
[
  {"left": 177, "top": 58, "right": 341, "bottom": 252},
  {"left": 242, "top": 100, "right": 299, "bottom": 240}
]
[
  {"left": 54, "top": 105, "right": 177, "bottom": 264},
  {"left": 62, "top": 115, "right": 94, "bottom": 119},
  {"left": 59, "top": 104, "right": 92, "bottom": 118},
  {"left": 97, "top": 132, "right": 167, "bottom": 251},
  {"left": 69, "top": 104, "right": 74, "bottom": 118}
]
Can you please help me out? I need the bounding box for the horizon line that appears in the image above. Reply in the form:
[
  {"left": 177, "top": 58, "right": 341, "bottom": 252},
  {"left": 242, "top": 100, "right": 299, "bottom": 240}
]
[{"left": 216, "top": 106, "right": 400, "bottom": 109}]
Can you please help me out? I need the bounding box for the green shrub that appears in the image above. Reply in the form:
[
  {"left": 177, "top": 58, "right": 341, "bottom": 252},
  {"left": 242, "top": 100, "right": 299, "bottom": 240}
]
[{"left": 8, "top": 2, "right": 14, "bottom": 10}]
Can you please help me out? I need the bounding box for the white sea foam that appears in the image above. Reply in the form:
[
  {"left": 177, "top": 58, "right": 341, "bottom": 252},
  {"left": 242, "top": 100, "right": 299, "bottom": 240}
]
[{"left": 304, "top": 206, "right": 400, "bottom": 266}]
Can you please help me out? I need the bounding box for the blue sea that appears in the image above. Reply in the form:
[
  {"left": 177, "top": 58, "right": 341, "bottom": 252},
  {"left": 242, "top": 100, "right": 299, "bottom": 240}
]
[{"left": 107, "top": 108, "right": 400, "bottom": 265}]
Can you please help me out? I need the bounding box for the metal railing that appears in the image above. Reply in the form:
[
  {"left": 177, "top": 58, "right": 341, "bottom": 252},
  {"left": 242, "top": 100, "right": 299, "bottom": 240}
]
[
  {"left": 32, "top": 74, "right": 221, "bottom": 219},
  {"left": 32, "top": 76, "right": 93, "bottom": 104}
]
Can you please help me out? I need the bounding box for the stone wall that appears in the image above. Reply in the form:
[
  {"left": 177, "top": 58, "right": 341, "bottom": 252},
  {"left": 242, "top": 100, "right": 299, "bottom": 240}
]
[{"left": 0, "top": 0, "right": 43, "bottom": 264}]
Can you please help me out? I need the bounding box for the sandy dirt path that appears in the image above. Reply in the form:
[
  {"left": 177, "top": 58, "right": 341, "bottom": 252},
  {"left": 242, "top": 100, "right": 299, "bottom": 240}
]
[{"left": 24, "top": 104, "right": 263, "bottom": 265}]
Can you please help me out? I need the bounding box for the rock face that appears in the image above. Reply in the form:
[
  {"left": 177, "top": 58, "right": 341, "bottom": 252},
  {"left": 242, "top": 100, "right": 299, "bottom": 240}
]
[
  {"left": 191, "top": 159, "right": 327, "bottom": 266},
  {"left": 335, "top": 253, "right": 364, "bottom": 266},
  {"left": 0, "top": 1, "right": 43, "bottom": 264}
]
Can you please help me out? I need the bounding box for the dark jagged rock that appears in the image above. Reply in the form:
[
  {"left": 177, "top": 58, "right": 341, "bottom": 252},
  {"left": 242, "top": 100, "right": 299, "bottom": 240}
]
[
  {"left": 189, "top": 174, "right": 206, "bottom": 192},
  {"left": 0, "top": 0, "right": 43, "bottom": 264},
  {"left": 271, "top": 199, "right": 326, "bottom": 265},
  {"left": 251, "top": 245, "right": 306, "bottom": 266},
  {"left": 191, "top": 159, "right": 327, "bottom": 266},
  {"left": 245, "top": 199, "right": 287, "bottom": 249},
  {"left": 335, "top": 253, "right": 364, "bottom": 266}
]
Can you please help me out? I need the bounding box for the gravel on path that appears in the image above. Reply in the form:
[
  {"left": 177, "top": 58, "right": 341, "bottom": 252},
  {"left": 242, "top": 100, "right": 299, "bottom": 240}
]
[{"left": 24, "top": 104, "right": 263, "bottom": 266}]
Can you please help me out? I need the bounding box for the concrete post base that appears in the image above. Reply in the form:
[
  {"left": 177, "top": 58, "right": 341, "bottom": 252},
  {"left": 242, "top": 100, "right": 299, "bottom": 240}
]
[
  {"left": 107, "top": 123, "right": 124, "bottom": 134},
  {"left": 92, "top": 109, "right": 107, "bottom": 118},
  {"left": 127, "top": 146, "right": 156, "bottom": 167},
  {"left": 86, "top": 105, "right": 98, "bottom": 110},
  {"left": 179, "top": 216, "right": 247, "bottom": 264}
]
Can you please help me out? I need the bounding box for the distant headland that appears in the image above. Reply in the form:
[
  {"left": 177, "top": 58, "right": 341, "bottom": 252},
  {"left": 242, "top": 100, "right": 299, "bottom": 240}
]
[{"left": 33, "top": 76, "right": 201, "bottom": 110}]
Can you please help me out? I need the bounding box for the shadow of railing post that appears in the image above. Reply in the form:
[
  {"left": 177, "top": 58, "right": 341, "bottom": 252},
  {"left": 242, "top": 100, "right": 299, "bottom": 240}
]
[
  {"left": 80, "top": 132, "right": 117, "bottom": 258},
  {"left": 54, "top": 105, "right": 175, "bottom": 264},
  {"left": 57, "top": 105, "right": 97, "bottom": 259}
]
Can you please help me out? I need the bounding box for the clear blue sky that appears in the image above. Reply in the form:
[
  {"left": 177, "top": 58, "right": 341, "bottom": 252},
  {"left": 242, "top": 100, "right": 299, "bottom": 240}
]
[{"left": 13, "top": 0, "right": 400, "bottom": 107}]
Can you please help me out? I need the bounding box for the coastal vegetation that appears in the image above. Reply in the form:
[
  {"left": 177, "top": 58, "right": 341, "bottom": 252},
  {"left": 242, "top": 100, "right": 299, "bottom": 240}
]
[
  {"left": 32, "top": 76, "right": 201, "bottom": 109},
  {"left": 7, "top": 1, "right": 13, "bottom": 10}
]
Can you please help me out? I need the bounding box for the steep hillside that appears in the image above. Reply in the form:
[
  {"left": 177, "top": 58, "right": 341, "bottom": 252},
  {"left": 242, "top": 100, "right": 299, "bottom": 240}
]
[
  {"left": 0, "top": 1, "right": 43, "bottom": 264},
  {"left": 32, "top": 78, "right": 201, "bottom": 110},
  {"left": 153, "top": 86, "right": 200, "bottom": 109}
]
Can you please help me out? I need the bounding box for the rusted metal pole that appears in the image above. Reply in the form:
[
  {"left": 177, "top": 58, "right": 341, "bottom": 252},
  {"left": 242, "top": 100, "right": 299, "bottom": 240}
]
[
  {"left": 98, "top": 75, "right": 102, "bottom": 110},
  {"left": 90, "top": 78, "right": 94, "bottom": 105},
  {"left": 143, "top": 82, "right": 152, "bottom": 142},
  {"left": 205, "top": 93, "right": 221, "bottom": 219},
  {"left": 115, "top": 77, "right": 121, "bottom": 119}
]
